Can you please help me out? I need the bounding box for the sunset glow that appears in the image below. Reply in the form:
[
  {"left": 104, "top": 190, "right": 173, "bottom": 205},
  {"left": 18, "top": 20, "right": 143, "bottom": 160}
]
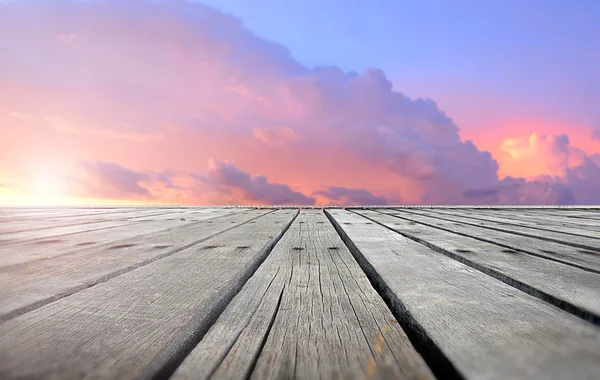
[{"left": 1, "top": 0, "right": 599, "bottom": 205}]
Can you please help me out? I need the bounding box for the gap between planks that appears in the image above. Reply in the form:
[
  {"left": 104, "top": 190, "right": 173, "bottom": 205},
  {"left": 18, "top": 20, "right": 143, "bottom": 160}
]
[
  {"left": 354, "top": 209, "right": 600, "bottom": 327},
  {"left": 326, "top": 209, "right": 600, "bottom": 380}
]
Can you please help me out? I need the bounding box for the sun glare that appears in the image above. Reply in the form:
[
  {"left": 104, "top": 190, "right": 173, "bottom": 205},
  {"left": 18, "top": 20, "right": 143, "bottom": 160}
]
[{"left": 26, "top": 171, "right": 68, "bottom": 204}]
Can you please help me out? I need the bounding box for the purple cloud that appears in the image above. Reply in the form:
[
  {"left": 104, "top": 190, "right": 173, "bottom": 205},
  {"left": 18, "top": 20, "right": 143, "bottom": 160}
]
[
  {"left": 314, "top": 186, "right": 390, "bottom": 205},
  {"left": 193, "top": 161, "right": 316, "bottom": 205},
  {"left": 73, "top": 161, "right": 152, "bottom": 198}
]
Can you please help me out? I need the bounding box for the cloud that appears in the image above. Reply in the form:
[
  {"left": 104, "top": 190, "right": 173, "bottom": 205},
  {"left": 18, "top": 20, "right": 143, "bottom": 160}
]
[
  {"left": 70, "top": 161, "right": 153, "bottom": 198},
  {"left": 191, "top": 160, "right": 316, "bottom": 205},
  {"left": 314, "top": 186, "right": 391, "bottom": 205},
  {"left": 463, "top": 133, "right": 600, "bottom": 204},
  {"left": 1, "top": 0, "right": 599, "bottom": 205},
  {"left": 498, "top": 133, "right": 572, "bottom": 178}
]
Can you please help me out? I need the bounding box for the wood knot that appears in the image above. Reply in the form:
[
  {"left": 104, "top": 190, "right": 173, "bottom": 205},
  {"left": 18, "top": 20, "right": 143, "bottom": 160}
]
[{"left": 180, "top": 218, "right": 186, "bottom": 221}]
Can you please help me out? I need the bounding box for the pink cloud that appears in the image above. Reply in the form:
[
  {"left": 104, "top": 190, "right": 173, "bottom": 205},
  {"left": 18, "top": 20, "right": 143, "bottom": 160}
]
[
  {"left": 70, "top": 161, "right": 153, "bottom": 199},
  {"left": 1, "top": 0, "right": 599, "bottom": 205},
  {"left": 313, "top": 186, "right": 392, "bottom": 205},
  {"left": 191, "top": 160, "right": 316, "bottom": 205}
]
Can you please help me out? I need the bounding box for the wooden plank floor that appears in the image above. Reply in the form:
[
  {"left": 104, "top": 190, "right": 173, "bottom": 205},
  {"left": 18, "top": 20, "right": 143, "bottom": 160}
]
[{"left": 0, "top": 207, "right": 599, "bottom": 379}]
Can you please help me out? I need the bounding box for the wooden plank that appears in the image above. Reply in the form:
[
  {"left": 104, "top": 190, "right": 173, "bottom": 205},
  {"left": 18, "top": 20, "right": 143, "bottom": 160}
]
[
  {"left": 173, "top": 209, "right": 433, "bottom": 380},
  {"left": 0, "top": 208, "right": 141, "bottom": 222},
  {"left": 379, "top": 209, "right": 600, "bottom": 273},
  {"left": 397, "top": 209, "right": 600, "bottom": 252},
  {"left": 0, "top": 208, "right": 213, "bottom": 235},
  {"left": 326, "top": 209, "right": 600, "bottom": 380},
  {"left": 0, "top": 220, "right": 135, "bottom": 246},
  {"left": 0, "top": 209, "right": 263, "bottom": 322},
  {"left": 0, "top": 209, "right": 245, "bottom": 267},
  {"left": 525, "top": 209, "right": 600, "bottom": 221},
  {"left": 460, "top": 209, "right": 600, "bottom": 232},
  {"left": 0, "top": 209, "right": 297, "bottom": 380},
  {"left": 0, "top": 209, "right": 233, "bottom": 248},
  {"left": 0, "top": 207, "right": 221, "bottom": 224},
  {"left": 354, "top": 209, "right": 600, "bottom": 324},
  {"left": 418, "top": 208, "right": 600, "bottom": 238}
]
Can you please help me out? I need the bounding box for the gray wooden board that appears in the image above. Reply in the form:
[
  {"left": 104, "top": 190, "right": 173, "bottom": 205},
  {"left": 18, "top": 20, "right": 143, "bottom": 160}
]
[
  {"left": 0, "top": 209, "right": 244, "bottom": 268},
  {"left": 397, "top": 209, "right": 600, "bottom": 252},
  {"left": 0, "top": 208, "right": 212, "bottom": 234},
  {"left": 457, "top": 209, "right": 600, "bottom": 232},
  {"left": 326, "top": 209, "right": 600, "bottom": 380},
  {"left": 381, "top": 209, "right": 600, "bottom": 273},
  {"left": 417, "top": 208, "right": 600, "bottom": 238},
  {"left": 0, "top": 209, "right": 298, "bottom": 380},
  {"left": 497, "top": 209, "right": 600, "bottom": 228},
  {"left": 525, "top": 209, "right": 600, "bottom": 221},
  {"left": 0, "top": 208, "right": 141, "bottom": 222},
  {"left": 354, "top": 209, "right": 600, "bottom": 323},
  {"left": 0, "top": 209, "right": 231, "bottom": 247},
  {"left": 0, "top": 220, "right": 137, "bottom": 246},
  {"left": 0, "top": 208, "right": 206, "bottom": 224},
  {"left": 173, "top": 209, "right": 433, "bottom": 380},
  {"left": 0, "top": 209, "right": 263, "bottom": 322}
]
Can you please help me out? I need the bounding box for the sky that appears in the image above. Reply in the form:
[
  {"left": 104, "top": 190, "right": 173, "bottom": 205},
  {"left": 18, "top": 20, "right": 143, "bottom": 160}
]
[{"left": 0, "top": 0, "right": 599, "bottom": 205}]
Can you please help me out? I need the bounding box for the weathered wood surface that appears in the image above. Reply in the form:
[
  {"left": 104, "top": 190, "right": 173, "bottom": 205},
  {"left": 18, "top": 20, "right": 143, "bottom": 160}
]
[
  {"left": 0, "top": 208, "right": 223, "bottom": 235},
  {"left": 461, "top": 208, "right": 600, "bottom": 231},
  {"left": 417, "top": 208, "right": 600, "bottom": 237},
  {"left": 0, "top": 206, "right": 599, "bottom": 380},
  {"left": 0, "top": 209, "right": 247, "bottom": 268},
  {"left": 354, "top": 209, "right": 600, "bottom": 324},
  {"left": 0, "top": 209, "right": 297, "bottom": 380},
  {"left": 327, "top": 209, "right": 600, "bottom": 380},
  {"left": 0, "top": 209, "right": 263, "bottom": 323},
  {"left": 0, "top": 208, "right": 140, "bottom": 222},
  {"left": 0, "top": 219, "right": 137, "bottom": 245},
  {"left": 526, "top": 209, "right": 600, "bottom": 221},
  {"left": 378, "top": 209, "right": 600, "bottom": 273},
  {"left": 397, "top": 208, "right": 600, "bottom": 251},
  {"left": 173, "top": 209, "right": 433, "bottom": 380}
]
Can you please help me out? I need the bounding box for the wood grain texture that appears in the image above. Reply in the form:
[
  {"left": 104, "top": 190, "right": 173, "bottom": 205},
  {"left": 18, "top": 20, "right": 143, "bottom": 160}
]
[
  {"left": 525, "top": 209, "right": 600, "bottom": 221},
  {"left": 0, "top": 208, "right": 226, "bottom": 235},
  {"left": 173, "top": 209, "right": 433, "bottom": 380},
  {"left": 464, "top": 209, "right": 600, "bottom": 231},
  {"left": 0, "top": 208, "right": 140, "bottom": 222},
  {"left": 0, "top": 209, "right": 246, "bottom": 268},
  {"left": 327, "top": 209, "right": 600, "bottom": 380},
  {"left": 378, "top": 209, "right": 600, "bottom": 273},
  {"left": 354, "top": 209, "right": 600, "bottom": 324},
  {"left": 0, "top": 209, "right": 297, "bottom": 380},
  {"left": 0, "top": 209, "right": 263, "bottom": 322},
  {"left": 398, "top": 209, "right": 600, "bottom": 252},
  {"left": 0, "top": 219, "right": 137, "bottom": 246},
  {"left": 418, "top": 208, "right": 600, "bottom": 238}
]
